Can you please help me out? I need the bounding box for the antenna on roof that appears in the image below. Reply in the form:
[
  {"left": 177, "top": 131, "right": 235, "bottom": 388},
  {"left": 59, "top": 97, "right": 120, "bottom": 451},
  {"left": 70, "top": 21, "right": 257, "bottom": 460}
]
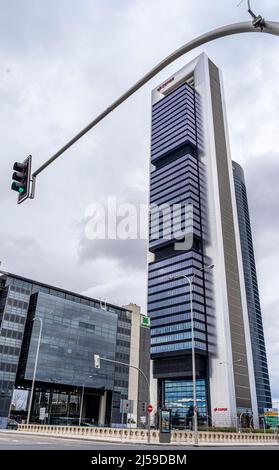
[
  {"left": 100, "top": 298, "right": 107, "bottom": 310},
  {"left": 237, "top": 0, "right": 265, "bottom": 30}
]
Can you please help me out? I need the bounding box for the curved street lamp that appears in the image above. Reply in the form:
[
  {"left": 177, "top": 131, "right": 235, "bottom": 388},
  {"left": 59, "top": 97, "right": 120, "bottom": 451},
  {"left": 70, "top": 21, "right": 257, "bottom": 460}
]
[
  {"left": 79, "top": 375, "right": 94, "bottom": 426},
  {"left": 30, "top": 11, "right": 279, "bottom": 197},
  {"left": 26, "top": 317, "right": 43, "bottom": 425}
]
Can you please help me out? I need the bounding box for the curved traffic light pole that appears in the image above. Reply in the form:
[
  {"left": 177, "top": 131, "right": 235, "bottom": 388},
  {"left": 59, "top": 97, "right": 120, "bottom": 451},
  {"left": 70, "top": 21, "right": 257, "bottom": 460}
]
[{"left": 29, "top": 19, "right": 279, "bottom": 199}]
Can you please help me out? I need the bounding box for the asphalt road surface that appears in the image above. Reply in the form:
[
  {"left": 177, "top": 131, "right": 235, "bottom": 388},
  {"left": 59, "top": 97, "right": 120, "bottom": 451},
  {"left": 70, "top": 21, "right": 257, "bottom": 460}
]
[{"left": 0, "top": 431, "right": 278, "bottom": 450}]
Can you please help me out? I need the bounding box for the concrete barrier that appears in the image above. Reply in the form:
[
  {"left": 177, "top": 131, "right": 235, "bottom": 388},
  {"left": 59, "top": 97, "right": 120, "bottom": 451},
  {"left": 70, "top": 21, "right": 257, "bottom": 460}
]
[{"left": 17, "top": 424, "right": 278, "bottom": 445}]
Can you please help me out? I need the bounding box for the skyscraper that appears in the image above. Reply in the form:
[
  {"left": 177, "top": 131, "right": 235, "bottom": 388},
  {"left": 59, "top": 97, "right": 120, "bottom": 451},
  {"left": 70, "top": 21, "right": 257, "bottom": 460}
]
[
  {"left": 148, "top": 53, "right": 266, "bottom": 428},
  {"left": 232, "top": 161, "right": 272, "bottom": 414}
]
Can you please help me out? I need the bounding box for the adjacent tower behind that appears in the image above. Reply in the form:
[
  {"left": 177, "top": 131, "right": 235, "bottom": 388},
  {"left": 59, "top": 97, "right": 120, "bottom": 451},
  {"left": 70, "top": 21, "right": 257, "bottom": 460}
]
[{"left": 232, "top": 161, "right": 272, "bottom": 414}]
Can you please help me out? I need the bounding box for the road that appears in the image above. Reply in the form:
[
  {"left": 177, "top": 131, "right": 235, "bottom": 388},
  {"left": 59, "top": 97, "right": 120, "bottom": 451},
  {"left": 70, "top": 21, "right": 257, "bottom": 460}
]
[{"left": 0, "top": 431, "right": 278, "bottom": 450}]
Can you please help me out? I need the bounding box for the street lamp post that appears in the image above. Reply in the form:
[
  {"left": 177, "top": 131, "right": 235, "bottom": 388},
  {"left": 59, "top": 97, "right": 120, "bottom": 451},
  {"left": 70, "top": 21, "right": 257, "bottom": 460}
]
[
  {"left": 202, "top": 413, "right": 213, "bottom": 431},
  {"left": 94, "top": 355, "right": 151, "bottom": 444},
  {"left": 26, "top": 317, "right": 43, "bottom": 425},
  {"left": 261, "top": 416, "right": 266, "bottom": 434},
  {"left": 79, "top": 375, "right": 93, "bottom": 426},
  {"left": 239, "top": 411, "right": 245, "bottom": 433},
  {"left": 219, "top": 359, "right": 242, "bottom": 430},
  {"left": 169, "top": 264, "right": 214, "bottom": 446}
]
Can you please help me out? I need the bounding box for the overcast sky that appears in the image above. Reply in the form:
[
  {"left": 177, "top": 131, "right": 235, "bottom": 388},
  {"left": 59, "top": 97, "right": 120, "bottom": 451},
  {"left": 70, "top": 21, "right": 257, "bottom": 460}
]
[{"left": 0, "top": 0, "right": 279, "bottom": 400}]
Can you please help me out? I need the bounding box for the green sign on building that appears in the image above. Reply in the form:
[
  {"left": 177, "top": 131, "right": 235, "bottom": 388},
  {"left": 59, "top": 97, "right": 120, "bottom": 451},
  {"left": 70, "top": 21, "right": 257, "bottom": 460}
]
[{"left": 141, "top": 315, "right": 150, "bottom": 328}]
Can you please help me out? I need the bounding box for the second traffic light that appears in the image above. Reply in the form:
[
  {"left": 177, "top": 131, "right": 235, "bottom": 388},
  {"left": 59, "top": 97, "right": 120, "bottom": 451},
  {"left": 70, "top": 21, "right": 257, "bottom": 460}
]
[
  {"left": 94, "top": 354, "right": 101, "bottom": 369},
  {"left": 11, "top": 155, "right": 32, "bottom": 204}
]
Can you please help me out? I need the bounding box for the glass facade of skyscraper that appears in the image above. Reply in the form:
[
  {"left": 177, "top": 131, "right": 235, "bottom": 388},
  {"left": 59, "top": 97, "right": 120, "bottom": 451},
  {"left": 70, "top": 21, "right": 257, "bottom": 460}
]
[
  {"left": 148, "top": 80, "right": 212, "bottom": 426},
  {"left": 164, "top": 379, "right": 207, "bottom": 427}
]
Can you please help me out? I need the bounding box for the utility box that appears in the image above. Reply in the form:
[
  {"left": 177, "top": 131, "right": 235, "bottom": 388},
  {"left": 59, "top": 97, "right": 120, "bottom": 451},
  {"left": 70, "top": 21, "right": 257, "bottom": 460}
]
[{"left": 159, "top": 409, "right": 172, "bottom": 444}]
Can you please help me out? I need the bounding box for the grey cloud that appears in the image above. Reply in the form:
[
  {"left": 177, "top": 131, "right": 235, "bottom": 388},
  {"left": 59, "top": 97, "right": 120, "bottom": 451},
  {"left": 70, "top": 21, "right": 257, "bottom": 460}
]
[
  {"left": 244, "top": 154, "right": 279, "bottom": 239},
  {"left": 79, "top": 239, "right": 147, "bottom": 272},
  {"left": 78, "top": 185, "right": 148, "bottom": 271}
]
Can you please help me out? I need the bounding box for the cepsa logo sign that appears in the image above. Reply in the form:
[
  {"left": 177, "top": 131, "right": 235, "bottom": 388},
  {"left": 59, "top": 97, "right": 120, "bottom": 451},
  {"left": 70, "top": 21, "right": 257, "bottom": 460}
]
[
  {"left": 214, "top": 408, "right": 228, "bottom": 412},
  {"left": 157, "top": 76, "right": 175, "bottom": 92}
]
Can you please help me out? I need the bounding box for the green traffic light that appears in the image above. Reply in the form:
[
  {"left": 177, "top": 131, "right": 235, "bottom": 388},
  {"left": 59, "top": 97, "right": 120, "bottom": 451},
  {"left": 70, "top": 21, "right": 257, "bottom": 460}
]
[{"left": 18, "top": 187, "right": 24, "bottom": 193}]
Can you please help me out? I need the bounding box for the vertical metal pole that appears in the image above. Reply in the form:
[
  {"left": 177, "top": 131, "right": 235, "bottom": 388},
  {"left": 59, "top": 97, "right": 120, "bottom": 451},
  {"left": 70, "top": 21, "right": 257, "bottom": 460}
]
[
  {"left": 147, "top": 385, "right": 151, "bottom": 444},
  {"left": 239, "top": 412, "right": 244, "bottom": 433},
  {"left": 263, "top": 416, "right": 266, "bottom": 434},
  {"left": 190, "top": 279, "right": 198, "bottom": 446},
  {"left": 235, "top": 415, "right": 238, "bottom": 433},
  {"left": 79, "top": 384, "right": 85, "bottom": 426},
  {"left": 48, "top": 390, "right": 53, "bottom": 425},
  {"left": 30, "top": 175, "right": 36, "bottom": 199},
  {"left": 27, "top": 317, "right": 43, "bottom": 425},
  {"left": 121, "top": 406, "right": 124, "bottom": 442}
]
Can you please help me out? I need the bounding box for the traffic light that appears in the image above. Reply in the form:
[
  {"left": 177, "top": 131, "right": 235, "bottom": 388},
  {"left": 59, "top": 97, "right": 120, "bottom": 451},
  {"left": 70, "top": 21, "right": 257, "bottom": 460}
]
[
  {"left": 11, "top": 155, "right": 32, "bottom": 204},
  {"left": 94, "top": 354, "right": 101, "bottom": 369},
  {"left": 141, "top": 402, "right": 147, "bottom": 413}
]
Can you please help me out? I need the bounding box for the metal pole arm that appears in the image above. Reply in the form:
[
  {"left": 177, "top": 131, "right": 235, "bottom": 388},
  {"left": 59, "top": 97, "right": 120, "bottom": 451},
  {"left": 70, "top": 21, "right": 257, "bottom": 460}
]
[
  {"left": 30, "top": 20, "right": 279, "bottom": 195},
  {"left": 99, "top": 356, "right": 150, "bottom": 396}
]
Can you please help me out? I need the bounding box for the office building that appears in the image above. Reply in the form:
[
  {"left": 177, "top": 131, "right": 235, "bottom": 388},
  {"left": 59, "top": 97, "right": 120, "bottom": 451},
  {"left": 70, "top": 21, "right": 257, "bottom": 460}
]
[
  {"left": 233, "top": 161, "right": 272, "bottom": 414},
  {"left": 125, "top": 303, "right": 150, "bottom": 428},
  {"left": 0, "top": 271, "right": 149, "bottom": 428},
  {"left": 148, "top": 53, "right": 267, "bottom": 428}
]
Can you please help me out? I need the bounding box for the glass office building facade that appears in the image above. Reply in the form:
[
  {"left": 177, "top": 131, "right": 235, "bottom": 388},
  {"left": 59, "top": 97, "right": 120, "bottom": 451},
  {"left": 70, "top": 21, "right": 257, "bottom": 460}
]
[
  {"left": 0, "top": 271, "right": 131, "bottom": 428},
  {"left": 164, "top": 379, "right": 207, "bottom": 426},
  {"left": 233, "top": 161, "right": 272, "bottom": 414},
  {"left": 18, "top": 291, "right": 117, "bottom": 389}
]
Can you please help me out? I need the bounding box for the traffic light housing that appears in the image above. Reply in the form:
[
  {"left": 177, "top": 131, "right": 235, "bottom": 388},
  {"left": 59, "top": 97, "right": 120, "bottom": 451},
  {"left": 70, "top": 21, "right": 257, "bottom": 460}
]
[
  {"left": 94, "top": 354, "right": 101, "bottom": 369},
  {"left": 11, "top": 155, "right": 32, "bottom": 204},
  {"left": 141, "top": 402, "right": 147, "bottom": 413}
]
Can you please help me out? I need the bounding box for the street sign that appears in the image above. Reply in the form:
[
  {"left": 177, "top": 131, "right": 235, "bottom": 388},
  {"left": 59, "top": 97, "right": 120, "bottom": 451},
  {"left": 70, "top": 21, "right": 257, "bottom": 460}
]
[
  {"left": 120, "top": 399, "right": 133, "bottom": 414},
  {"left": 39, "top": 407, "right": 46, "bottom": 420},
  {"left": 264, "top": 408, "right": 278, "bottom": 428},
  {"left": 147, "top": 404, "right": 153, "bottom": 413},
  {"left": 127, "top": 414, "right": 137, "bottom": 428}
]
